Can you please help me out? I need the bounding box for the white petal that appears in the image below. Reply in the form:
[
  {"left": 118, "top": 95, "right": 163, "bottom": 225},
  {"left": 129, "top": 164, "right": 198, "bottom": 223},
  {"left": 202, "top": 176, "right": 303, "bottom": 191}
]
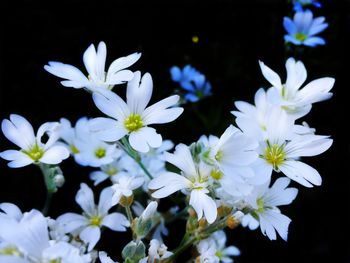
[
  {"left": 1, "top": 115, "right": 35, "bottom": 150},
  {"left": 280, "top": 160, "right": 322, "bottom": 187},
  {"left": 127, "top": 72, "right": 153, "bottom": 114},
  {"left": 44, "top": 62, "right": 89, "bottom": 88},
  {"left": 259, "top": 60, "right": 282, "bottom": 89},
  {"left": 129, "top": 127, "right": 162, "bottom": 153},
  {"left": 260, "top": 211, "right": 291, "bottom": 241},
  {"left": 297, "top": 77, "right": 335, "bottom": 105},
  {"left": 264, "top": 177, "right": 298, "bottom": 207},
  {"left": 98, "top": 187, "right": 113, "bottom": 215},
  {"left": 0, "top": 150, "right": 34, "bottom": 168},
  {"left": 79, "top": 225, "right": 101, "bottom": 251},
  {"left": 164, "top": 143, "right": 197, "bottom": 176},
  {"left": 285, "top": 58, "right": 307, "bottom": 93},
  {"left": 189, "top": 189, "right": 217, "bottom": 224},
  {"left": 96, "top": 41, "right": 107, "bottom": 80},
  {"left": 83, "top": 43, "right": 97, "bottom": 79},
  {"left": 99, "top": 251, "right": 117, "bottom": 263},
  {"left": 39, "top": 145, "right": 69, "bottom": 164},
  {"left": 107, "top": 52, "right": 141, "bottom": 76},
  {"left": 92, "top": 92, "right": 129, "bottom": 121},
  {"left": 57, "top": 213, "right": 88, "bottom": 233},
  {"left": 106, "top": 70, "right": 134, "bottom": 85},
  {"left": 76, "top": 183, "right": 96, "bottom": 216},
  {"left": 142, "top": 95, "right": 182, "bottom": 125},
  {"left": 0, "top": 203, "right": 22, "bottom": 220},
  {"left": 149, "top": 172, "right": 190, "bottom": 198},
  {"left": 89, "top": 117, "right": 127, "bottom": 142},
  {"left": 90, "top": 171, "right": 109, "bottom": 186},
  {"left": 102, "top": 213, "right": 130, "bottom": 231}
]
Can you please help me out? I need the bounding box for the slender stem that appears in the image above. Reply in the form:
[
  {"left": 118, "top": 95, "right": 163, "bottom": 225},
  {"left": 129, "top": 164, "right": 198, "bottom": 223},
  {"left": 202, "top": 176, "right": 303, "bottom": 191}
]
[
  {"left": 164, "top": 236, "right": 197, "bottom": 263},
  {"left": 38, "top": 163, "right": 57, "bottom": 216},
  {"left": 119, "top": 137, "right": 153, "bottom": 180},
  {"left": 42, "top": 192, "right": 53, "bottom": 216},
  {"left": 125, "top": 205, "right": 134, "bottom": 224}
]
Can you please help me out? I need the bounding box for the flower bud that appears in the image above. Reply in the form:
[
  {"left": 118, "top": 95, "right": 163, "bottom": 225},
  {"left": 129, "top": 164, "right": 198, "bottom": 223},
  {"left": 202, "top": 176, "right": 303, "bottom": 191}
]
[{"left": 122, "top": 240, "right": 146, "bottom": 263}]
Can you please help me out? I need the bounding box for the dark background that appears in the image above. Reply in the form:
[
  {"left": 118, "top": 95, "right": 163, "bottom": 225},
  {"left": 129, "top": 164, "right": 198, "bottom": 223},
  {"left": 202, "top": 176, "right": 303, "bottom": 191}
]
[{"left": 0, "top": 0, "right": 349, "bottom": 262}]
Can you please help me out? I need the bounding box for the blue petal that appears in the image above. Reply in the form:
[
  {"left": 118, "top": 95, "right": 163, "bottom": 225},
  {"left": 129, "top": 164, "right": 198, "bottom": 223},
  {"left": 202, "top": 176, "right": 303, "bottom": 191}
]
[
  {"left": 184, "top": 93, "right": 200, "bottom": 102},
  {"left": 180, "top": 81, "right": 196, "bottom": 92},
  {"left": 284, "top": 35, "right": 302, "bottom": 45},
  {"left": 193, "top": 74, "right": 206, "bottom": 89},
  {"left": 283, "top": 17, "right": 297, "bottom": 35},
  {"left": 309, "top": 21, "right": 328, "bottom": 36},
  {"left": 170, "top": 66, "right": 181, "bottom": 82},
  {"left": 303, "top": 36, "right": 325, "bottom": 46}
]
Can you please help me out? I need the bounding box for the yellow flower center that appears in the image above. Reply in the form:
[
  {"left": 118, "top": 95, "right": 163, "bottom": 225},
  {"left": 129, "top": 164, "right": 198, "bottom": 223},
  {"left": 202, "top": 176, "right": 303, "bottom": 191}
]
[
  {"left": 89, "top": 215, "right": 102, "bottom": 226},
  {"left": 95, "top": 148, "right": 106, "bottom": 159},
  {"left": 0, "top": 246, "right": 20, "bottom": 256},
  {"left": 106, "top": 167, "right": 118, "bottom": 176},
  {"left": 295, "top": 32, "right": 307, "bottom": 42},
  {"left": 215, "top": 150, "right": 223, "bottom": 162},
  {"left": 210, "top": 169, "right": 223, "bottom": 180},
  {"left": 262, "top": 142, "right": 286, "bottom": 171},
  {"left": 23, "top": 144, "right": 44, "bottom": 161},
  {"left": 124, "top": 114, "right": 143, "bottom": 132},
  {"left": 256, "top": 197, "right": 265, "bottom": 213},
  {"left": 70, "top": 144, "right": 80, "bottom": 154}
]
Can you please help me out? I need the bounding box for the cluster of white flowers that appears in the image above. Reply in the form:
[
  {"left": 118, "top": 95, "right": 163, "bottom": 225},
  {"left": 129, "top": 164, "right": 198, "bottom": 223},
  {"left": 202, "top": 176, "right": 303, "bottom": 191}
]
[{"left": 0, "top": 41, "right": 334, "bottom": 262}]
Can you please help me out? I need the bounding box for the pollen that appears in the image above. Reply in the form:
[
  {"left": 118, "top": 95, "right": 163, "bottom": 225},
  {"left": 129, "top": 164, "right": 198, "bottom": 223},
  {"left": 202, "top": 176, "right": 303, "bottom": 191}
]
[
  {"left": 70, "top": 144, "right": 80, "bottom": 154},
  {"left": 210, "top": 169, "right": 223, "bottom": 180},
  {"left": 95, "top": 148, "right": 106, "bottom": 159},
  {"left": 0, "top": 246, "right": 20, "bottom": 256},
  {"left": 23, "top": 144, "right": 44, "bottom": 161},
  {"left": 192, "top": 35, "right": 199, "bottom": 44},
  {"left": 89, "top": 215, "right": 102, "bottom": 226},
  {"left": 263, "top": 142, "right": 286, "bottom": 171},
  {"left": 124, "top": 114, "right": 143, "bottom": 132},
  {"left": 295, "top": 32, "right": 307, "bottom": 42},
  {"left": 215, "top": 150, "right": 223, "bottom": 162},
  {"left": 106, "top": 167, "right": 118, "bottom": 176},
  {"left": 256, "top": 197, "right": 265, "bottom": 213}
]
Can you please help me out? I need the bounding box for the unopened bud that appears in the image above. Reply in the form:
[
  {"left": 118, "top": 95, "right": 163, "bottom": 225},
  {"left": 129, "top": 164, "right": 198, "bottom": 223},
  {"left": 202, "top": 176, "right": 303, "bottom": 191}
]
[
  {"left": 122, "top": 240, "right": 146, "bottom": 263},
  {"left": 53, "top": 174, "right": 65, "bottom": 188},
  {"left": 141, "top": 201, "right": 158, "bottom": 220}
]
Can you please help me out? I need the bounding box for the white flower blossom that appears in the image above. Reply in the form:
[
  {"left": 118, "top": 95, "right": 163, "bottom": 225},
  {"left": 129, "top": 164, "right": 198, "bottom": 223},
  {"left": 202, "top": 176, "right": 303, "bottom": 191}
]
[
  {"left": 0, "top": 114, "right": 69, "bottom": 168},
  {"left": 44, "top": 41, "right": 141, "bottom": 94},
  {"left": 111, "top": 175, "right": 144, "bottom": 205},
  {"left": 259, "top": 57, "right": 334, "bottom": 119},
  {"left": 0, "top": 209, "right": 91, "bottom": 263},
  {"left": 244, "top": 178, "right": 298, "bottom": 241},
  {"left": 90, "top": 72, "right": 183, "bottom": 152},
  {"left": 149, "top": 144, "right": 217, "bottom": 224},
  {"left": 257, "top": 108, "right": 332, "bottom": 187},
  {"left": 57, "top": 183, "right": 129, "bottom": 251}
]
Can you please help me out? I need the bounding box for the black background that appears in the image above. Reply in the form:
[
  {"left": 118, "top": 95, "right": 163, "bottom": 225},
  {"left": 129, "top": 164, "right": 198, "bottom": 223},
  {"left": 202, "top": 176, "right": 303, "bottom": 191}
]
[{"left": 0, "top": 0, "right": 349, "bottom": 262}]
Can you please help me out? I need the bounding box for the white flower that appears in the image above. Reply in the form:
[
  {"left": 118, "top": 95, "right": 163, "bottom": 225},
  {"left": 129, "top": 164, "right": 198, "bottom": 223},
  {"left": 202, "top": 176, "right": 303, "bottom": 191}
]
[
  {"left": 259, "top": 57, "right": 334, "bottom": 119},
  {"left": 210, "top": 231, "right": 240, "bottom": 263},
  {"left": 90, "top": 72, "right": 183, "bottom": 152},
  {"left": 199, "top": 125, "right": 259, "bottom": 196},
  {"left": 245, "top": 177, "right": 298, "bottom": 241},
  {"left": 146, "top": 239, "right": 172, "bottom": 262},
  {"left": 111, "top": 175, "right": 144, "bottom": 205},
  {"left": 0, "top": 114, "right": 69, "bottom": 168},
  {"left": 196, "top": 238, "right": 219, "bottom": 263},
  {"left": 57, "top": 183, "right": 129, "bottom": 251},
  {"left": 99, "top": 251, "right": 118, "bottom": 263},
  {"left": 89, "top": 156, "right": 134, "bottom": 186},
  {"left": 257, "top": 108, "right": 332, "bottom": 187},
  {"left": 149, "top": 144, "right": 217, "bottom": 224},
  {"left": 0, "top": 209, "right": 90, "bottom": 263},
  {"left": 44, "top": 41, "right": 141, "bottom": 94},
  {"left": 231, "top": 88, "right": 274, "bottom": 141},
  {"left": 59, "top": 117, "right": 121, "bottom": 167}
]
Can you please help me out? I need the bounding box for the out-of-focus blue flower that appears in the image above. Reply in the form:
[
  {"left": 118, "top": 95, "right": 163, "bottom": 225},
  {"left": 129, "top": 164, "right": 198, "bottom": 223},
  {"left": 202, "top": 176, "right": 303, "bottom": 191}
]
[
  {"left": 293, "top": 0, "right": 321, "bottom": 11},
  {"left": 170, "top": 65, "right": 211, "bottom": 102},
  {"left": 283, "top": 10, "right": 328, "bottom": 47}
]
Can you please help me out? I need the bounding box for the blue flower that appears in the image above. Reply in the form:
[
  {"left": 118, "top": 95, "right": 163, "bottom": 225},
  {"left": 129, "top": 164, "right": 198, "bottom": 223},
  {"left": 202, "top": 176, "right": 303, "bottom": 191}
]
[
  {"left": 170, "top": 65, "right": 212, "bottom": 102},
  {"left": 283, "top": 10, "right": 328, "bottom": 47},
  {"left": 293, "top": 0, "right": 322, "bottom": 12}
]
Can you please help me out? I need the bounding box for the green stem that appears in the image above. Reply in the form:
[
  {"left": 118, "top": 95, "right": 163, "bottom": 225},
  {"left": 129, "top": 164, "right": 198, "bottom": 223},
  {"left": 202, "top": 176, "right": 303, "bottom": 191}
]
[
  {"left": 38, "top": 163, "right": 58, "bottom": 216},
  {"left": 125, "top": 205, "right": 134, "bottom": 224},
  {"left": 164, "top": 236, "right": 198, "bottom": 263},
  {"left": 119, "top": 137, "right": 153, "bottom": 180}
]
